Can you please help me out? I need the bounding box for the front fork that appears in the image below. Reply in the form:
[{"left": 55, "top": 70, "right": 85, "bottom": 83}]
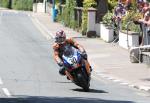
[{"left": 83, "top": 60, "right": 91, "bottom": 75}]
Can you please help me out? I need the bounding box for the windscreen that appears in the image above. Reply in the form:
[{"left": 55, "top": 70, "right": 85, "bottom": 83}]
[{"left": 63, "top": 45, "right": 74, "bottom": 57}]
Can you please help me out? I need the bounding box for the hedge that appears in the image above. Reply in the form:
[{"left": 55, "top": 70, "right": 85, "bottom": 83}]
[
  {"left": 0, "top": 0, "right": 10, "bottom": 8},
  {"left": 12, "top": 0, "right": 33, "bottom": 11}
]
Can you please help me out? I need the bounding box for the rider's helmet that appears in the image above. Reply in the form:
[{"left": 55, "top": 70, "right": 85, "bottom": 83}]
[{"left": 55, "top": 30, "right": 66, "bottom": 44}]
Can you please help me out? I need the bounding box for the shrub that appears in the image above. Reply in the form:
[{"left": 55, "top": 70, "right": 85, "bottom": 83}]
[
  {"left": 121, "top": 11, "right": 142, "bottom": 32},
  {"left": 61, "top": 0, "right": 77, "bottom": 29},
  {"left": 108, "top": 0, "right": 118, "bottom": 11},
  {"left": 12, "top": 0, "right": 33, "bottom": 11},
  {"left": 0, "top": 0, "right": 9, "bottom": 8},
  {"left": 102, "top": 11, "right": 113, "bottom": 26}
]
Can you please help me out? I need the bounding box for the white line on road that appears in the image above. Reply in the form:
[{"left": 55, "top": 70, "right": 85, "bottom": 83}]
[
  {"left": 33, "top": 16, "right": 54, "bottom": 39},
  {"left": 0, "top": 78, "right": 3, "bottom": 85},
  {"left": 2, "top": 88, "right": 11, "bottom": 97},
  {"left": 120, "top": 82, "right": 129, "bottom": 85},
  {"left": 113, "top": 79, "right": 121, "bottom": 82},
  {"left": 92, "top": 74, "right": 106, "bottom": 82},
  {"left": 139, "top": 86, "right": 150, "bottom": 91}
]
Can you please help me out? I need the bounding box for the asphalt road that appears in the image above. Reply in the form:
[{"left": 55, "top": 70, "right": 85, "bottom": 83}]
[{"left": 0, "top": 10, "right": 150, "bottom": 103}]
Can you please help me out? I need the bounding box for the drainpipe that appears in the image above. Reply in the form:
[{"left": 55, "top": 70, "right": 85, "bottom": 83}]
[{"left": 44, "top": 0, "right": 46, "bottom": 13}]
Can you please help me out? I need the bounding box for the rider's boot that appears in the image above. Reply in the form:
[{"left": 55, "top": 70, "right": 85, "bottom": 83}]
[{"left": 59, "top": 67, "right": 65, "bottom": 76}]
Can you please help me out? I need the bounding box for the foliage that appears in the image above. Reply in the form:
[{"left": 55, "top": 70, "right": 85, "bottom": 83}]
[
  {"left": 0, "top": 0, "right": 9, "bottom": 8},
  {"left": 76, "top": 0, "right": 83, "bottom": 7},
  {"left": 102, "top": 11, "right": 113, "bottom": 26},
  {"left": 82, "top": 0, "right": 96, "bottom": 35},
  {"left": 121, "top": 11, "right": 142, "bottom": 32},
  {"left": 107, "top": 0, "right": 142, "bottom": 32},
  {"left": 12, "top": 0, "right": 33, "bottom": 11},
  {"left": 108, "top": 0, "right": 118, "bottom": 11},
  {"left": 34, "top": 0, "right": 43, "bottom": 3},
  {"left": 61, "top": 0, "right": 77, "bottom": 29}
]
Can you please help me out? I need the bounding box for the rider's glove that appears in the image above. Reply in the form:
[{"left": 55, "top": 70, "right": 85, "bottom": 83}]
[
  {"left": 58, "top": 62, "right": 65, "bottom": 75},
  {"left": 58, "top": 61, "right": 63, "bottom": 67},
  {"left": 81, "top": 51, "right": 87, "bottom": 60}
]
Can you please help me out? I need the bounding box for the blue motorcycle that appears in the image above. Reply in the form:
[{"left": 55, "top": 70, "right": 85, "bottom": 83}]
[{"left": 62, "top": 45, "right": 90, "bottom": 92}]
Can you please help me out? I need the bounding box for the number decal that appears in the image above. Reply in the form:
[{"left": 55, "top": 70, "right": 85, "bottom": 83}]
[{"left": 70, "top": 57, "right": 77, "bottom": 64}]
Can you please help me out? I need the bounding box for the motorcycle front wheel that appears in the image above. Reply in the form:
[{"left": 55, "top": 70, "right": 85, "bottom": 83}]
[{"left": 77, "top": 73, "right": 90, "bottom": 92}]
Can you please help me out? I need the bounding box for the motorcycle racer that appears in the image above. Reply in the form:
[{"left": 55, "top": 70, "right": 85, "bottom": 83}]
[{"left": 53, "top": 30, "right": 92, "bottom": 76}]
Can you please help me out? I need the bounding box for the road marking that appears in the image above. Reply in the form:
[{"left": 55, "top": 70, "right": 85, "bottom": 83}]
[
  {"left": 120, "top": 82, "right": 129, "bottom": 85},
  {"left": 89, "top": 54, "right": 110, "bottom": 59},
  {"left": 113, "top": 79, "right": 121, "bottom": 82},
  {"left": 106, "top": 77, "right": 114, "bottom": 80},
  {"left": 2, "top": 88, "right": 11, "bottom": 97},
  {"left": 31, "top": 15, "right": 54, "bottom": 39},
  {"left": 0, "top": 78, "right": 3, "bottom": 85},
  {"left": 129, "top": 84, "right": 135, "bottom": 87},
  {"left": 139, "top": 86, "right": 150, "bottom": 91}
]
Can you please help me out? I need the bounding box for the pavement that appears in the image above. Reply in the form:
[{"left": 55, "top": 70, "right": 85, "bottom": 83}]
[{"left": 31, "top": 12, "right": 150, "bottom": 93}]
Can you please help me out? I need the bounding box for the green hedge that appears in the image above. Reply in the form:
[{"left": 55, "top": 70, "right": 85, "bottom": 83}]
[
  {"left": 12, "top": 0, "right": 33, "bottom": 11},
  {"left": 0, "top": 0, "right": 33, "bottom": 11},
  {"left": 61, "top": 0, "right": 77, "bottom": 29},
  {"left": 108, "top": 0, "right": 117, "bottom": 11},
  {"left": 0, "top": 0, "right": 10, "bottom": 8}
]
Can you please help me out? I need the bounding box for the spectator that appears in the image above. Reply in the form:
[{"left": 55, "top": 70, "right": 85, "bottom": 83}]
[
  {"left": 114, "top": 2, "right": 126, "bottom": 18},
  {"left": 136, "top": 2, "right": 150, "bottom": 27},
  {"left": 136, "top": 2, "right": 150, "bottom": 45},
  {"left": 137, "top": 0, "right": 145, "bottom": 12}
]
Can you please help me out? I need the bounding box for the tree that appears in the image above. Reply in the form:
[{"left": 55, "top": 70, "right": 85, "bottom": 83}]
[
  {"left": 76, "top": 0, "right": 83, "bottom": 7},
  {"left": 96, "top": 0, "right": 108, "bottom": 22}
]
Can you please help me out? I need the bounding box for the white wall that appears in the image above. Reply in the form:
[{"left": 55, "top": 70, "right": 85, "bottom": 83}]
[
  {"left": 119, "top": 31, "right": 139, "bottom": 49},
  {"left": 37, "top": 3, "right": 45, "bottom": 13}
]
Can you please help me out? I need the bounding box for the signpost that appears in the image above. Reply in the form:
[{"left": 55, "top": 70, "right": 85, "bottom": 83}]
[{"left": 52, "top": 0, "right": 56, "bottom": 21}]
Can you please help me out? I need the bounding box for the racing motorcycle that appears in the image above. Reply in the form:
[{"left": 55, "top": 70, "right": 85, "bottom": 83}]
[{"left": 62, "top": 45, "right": 90, "bottom": 92}]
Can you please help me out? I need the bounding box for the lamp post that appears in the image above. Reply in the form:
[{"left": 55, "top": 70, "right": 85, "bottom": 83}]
[{"left": 44, "top": 0, "right": 46, "bottom": 13}]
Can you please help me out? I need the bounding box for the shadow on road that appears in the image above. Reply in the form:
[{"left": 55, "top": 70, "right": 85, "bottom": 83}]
[
  {"left": 0, "top": 96, "right": 135, "bottom": 103},
  {"left": 71, "top": 88, "right": 108, "bottom": 93},
  {"left": 73, "top": 37, "right": 87, "bottom": 39},
  {"left": 55, "top": 81, "right": 72, "bottom": 83}
]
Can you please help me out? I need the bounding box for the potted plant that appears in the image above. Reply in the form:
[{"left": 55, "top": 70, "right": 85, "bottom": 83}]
[
  {"left": 100, "top": 11, "right": 114, "bottom": 42},
  {"left": 119, "top": 11, "right": 142, "bottom": 49}
]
